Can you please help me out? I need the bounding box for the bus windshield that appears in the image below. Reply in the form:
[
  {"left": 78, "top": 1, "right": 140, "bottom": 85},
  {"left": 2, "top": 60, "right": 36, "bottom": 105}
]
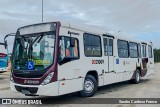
[{"left": 13, "top": 32, "right": 56, "bottom": 71}]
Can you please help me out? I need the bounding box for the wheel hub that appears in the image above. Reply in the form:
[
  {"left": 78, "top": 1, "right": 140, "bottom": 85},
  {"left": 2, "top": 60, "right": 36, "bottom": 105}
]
[
  {"left": 84, "top": 79, "right": 94, "bottom": 93},
  {"left": 136, "top": 72, "right": 140, "bottom": 81}
]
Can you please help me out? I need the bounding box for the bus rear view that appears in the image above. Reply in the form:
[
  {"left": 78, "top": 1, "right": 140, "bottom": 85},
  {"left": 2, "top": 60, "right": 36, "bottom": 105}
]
[
  {"left": 0, "top": 42, "right": 8, "bottom": 73},
  {"left": 0, "top": 53, "right": 8, "bottom": 73}
]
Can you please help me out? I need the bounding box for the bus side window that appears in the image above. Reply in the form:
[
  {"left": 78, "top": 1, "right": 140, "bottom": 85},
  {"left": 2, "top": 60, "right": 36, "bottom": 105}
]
[
  {"left": 104, "top": 38, "right": 113, "bottom": 56},
  {"left": 58, "top": 36, "right": 79, "bottom": 64},
  {"left": 117, "top": 40, "right": 129, "bottom": 58},
  {"left": 64, "top": 38, "right": 79, "bottom": 58},
  {"left": 103, "top": 38, "right": 108, "bottom": 56},
  {"left": 138, "top": 43, "right": 141, "bottom": 58},
  {"left": 142, "top": 44, "right": 147, "bottom": 57},
  {"left": 129, "top": 42, "right": 138, "bottom": 58},
  {"left": 109, "top": 39, "right": 113, "bottom": 56},
  {"left": 84, "top": 33, "right": 102, "bottom": 57},
  {"left": 148, "top": 45, "right": 153, "bottom": 58}
]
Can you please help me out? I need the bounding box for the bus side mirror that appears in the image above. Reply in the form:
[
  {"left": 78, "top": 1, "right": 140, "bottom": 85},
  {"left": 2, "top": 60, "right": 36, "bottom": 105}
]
[{"left": 70, "top": 38, "right": 75, "bottom": 47}]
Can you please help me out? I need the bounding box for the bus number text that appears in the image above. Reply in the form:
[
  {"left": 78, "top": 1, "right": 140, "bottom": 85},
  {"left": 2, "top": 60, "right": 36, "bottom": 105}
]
[{"left": 92, "top": 60, "right": 104, "bottom": 64}]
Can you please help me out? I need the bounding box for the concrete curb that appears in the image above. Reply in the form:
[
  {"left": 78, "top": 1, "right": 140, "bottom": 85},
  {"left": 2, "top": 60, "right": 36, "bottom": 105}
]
[{"left": 1, "top": 71, "right": 10, "bottom": 76}]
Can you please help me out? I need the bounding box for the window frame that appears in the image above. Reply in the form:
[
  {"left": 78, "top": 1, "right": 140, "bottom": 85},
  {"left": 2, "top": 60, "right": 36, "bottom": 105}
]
[{"left": 83, "top": 33, "right": 102, "bottom": 57}]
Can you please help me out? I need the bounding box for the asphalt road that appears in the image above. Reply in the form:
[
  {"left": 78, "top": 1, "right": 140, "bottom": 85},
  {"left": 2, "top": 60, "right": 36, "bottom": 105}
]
[{"left": 0, "top": 63, "right": 160, "bottom": 107}]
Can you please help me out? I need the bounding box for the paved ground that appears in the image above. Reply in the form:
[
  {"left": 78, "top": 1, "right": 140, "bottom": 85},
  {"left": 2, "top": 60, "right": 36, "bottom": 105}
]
[{"left": 0, "top": 63, "right": 160, "bottom": 107}]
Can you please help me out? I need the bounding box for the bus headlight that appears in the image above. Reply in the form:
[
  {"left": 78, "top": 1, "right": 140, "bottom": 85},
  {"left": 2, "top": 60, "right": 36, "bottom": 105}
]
[{"left": 41, "top": 72, "right": 54, "bottom": 85}]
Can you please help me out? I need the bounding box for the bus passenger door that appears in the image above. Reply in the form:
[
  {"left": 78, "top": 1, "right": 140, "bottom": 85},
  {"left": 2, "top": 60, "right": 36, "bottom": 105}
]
[
  {"left": 141, "top": 44, "right": 148, "bottom": 77},
  {"left": 147, "top": 45, "right": 154, "bottom": 75},
  {"left": 103, "top": 37, "right": 116, "bottom": 85}
]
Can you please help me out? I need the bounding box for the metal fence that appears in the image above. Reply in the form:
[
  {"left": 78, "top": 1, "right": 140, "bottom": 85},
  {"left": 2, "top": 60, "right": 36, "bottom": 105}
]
[{"left": 154, "top": 54, "right": 160, "bottom": 62}]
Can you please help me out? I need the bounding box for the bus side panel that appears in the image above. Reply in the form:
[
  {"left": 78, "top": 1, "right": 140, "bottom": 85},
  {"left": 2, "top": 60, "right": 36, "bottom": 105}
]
[
  {"left": 124, "top": 58, "right": 138, "bottom": 81},
  {"left": 58, "top": 27, "right": 84, "bottom": 94},
  {"left": 98, "top": 75, "right": 104, "bottom": 86},
  {"left": 58, "top": 27, "right": 104, "bottom": 95},
  {"left": 143, "top": 45, "right": 154, "bottom": 78},
  {"left": 114, "top": 39, "right": 125, "bottom": 82},
  {"left": 59, "top": 78, "right": 83, "bottom": 95},
  {"left": 126, "top": 42, "right": 141, "bottom": 81}
]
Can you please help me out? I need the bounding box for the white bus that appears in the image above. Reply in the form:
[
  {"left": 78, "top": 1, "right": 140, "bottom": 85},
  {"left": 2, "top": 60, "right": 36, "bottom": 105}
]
[{"left": 10, "top": 21, "right": 154, "bottom": 97}]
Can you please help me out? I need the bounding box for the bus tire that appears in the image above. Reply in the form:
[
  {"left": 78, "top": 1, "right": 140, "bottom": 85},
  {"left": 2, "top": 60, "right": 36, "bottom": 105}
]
[
  {"left": 130, "top": 70, "right": 140, "bottom": 84},
  {"left": 79, "top": 75, "right": 98, "bottom": 97}
]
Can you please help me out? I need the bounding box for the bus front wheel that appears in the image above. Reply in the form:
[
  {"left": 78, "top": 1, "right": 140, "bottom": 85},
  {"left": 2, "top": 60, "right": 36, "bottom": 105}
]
[{"left": 79, "top": 75, "right": 98, "bottom": 97}]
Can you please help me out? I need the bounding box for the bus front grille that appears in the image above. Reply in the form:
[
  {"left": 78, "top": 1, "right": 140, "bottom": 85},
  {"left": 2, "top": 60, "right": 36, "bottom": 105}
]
[{"left": 15, "top": 85, "right": 38, "bottom": 94}]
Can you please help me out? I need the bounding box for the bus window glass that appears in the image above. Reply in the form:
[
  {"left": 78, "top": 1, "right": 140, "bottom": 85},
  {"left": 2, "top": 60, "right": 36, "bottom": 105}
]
[
  {"left": 64, "top": 37, "right": 79, "bottom": 58},
  {"left": 109, "top": 39, "right": 113, "bottom": 56},
  {"left": 148, "top": 45, "right": 152, "bottom": 58},
  {"left": 142, "top": 44, "right": 146, "bottom": 57},
  {"left": 103, "top": 38, "right": 108, "bottom": 56},
  {"left": 129, "top": 42, "right": 138, "bottom": 58},
  {"left": 84, "top": 33, "right": 102, "bottom": 57},
  {"left": 117, "top": 40, "right": 129, "bottom": 58},
  {"left": 13, "top": 32, "right": 56, "bottom": 71},
  {"left": 138, "top": 44, "right": 141, "bottom": 58}
]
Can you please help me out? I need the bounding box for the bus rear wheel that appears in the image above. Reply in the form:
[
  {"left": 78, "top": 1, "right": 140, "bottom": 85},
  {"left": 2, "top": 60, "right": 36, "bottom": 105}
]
[
  {"left": 130, "top": 70, "right": 140, "bottom": 84},
  {"left": 79, "top": 75, "right": 98, "bottom": 97}
]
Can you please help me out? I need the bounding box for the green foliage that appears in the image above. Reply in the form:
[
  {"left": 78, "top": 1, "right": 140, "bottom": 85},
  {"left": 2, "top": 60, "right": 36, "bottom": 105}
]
[{"left": 154, "top": 49, "right": 160, "bottom": 62}]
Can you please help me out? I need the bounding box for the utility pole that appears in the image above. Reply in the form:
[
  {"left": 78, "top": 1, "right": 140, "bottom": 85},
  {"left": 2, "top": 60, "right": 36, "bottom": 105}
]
[{"left": 42, "top": 0, "right": 43, "bottom": 22}]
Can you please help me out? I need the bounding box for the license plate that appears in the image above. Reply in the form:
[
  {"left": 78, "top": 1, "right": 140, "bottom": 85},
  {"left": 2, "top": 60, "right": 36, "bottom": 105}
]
[{"left": 21, "top": 90, "right": 31, "bottom": 95}]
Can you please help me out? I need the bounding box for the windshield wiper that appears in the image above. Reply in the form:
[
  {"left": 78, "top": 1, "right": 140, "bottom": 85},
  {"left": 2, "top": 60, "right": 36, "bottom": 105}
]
[
  {"left": 37, "top": 33, "right": 44, "bottom": 43},
  {"left": 28, "top": 33, "right": 44, "bottom": 48}
]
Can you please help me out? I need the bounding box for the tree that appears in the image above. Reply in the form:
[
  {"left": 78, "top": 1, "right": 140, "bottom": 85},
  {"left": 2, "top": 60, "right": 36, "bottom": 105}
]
[{"left": 154, "top": 49, "right": 160, "bottom": 62}]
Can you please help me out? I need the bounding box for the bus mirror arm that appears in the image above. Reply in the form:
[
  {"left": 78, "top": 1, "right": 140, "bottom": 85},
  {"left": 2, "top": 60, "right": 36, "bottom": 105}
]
[
  {"left": 3, "top": 33, "right": 16, "bottom": 49},
  {"left": 4, "top": 40, "right": 7, "bottom": 49},
  {"left": 70, "top": 38, "right": 75, "bottom": 47},
  {"left": 68, "top": 31, "right": 75, "bottom": 47},
  {"left": 0, "top": 42, "right": 7, "bottom": 49}
]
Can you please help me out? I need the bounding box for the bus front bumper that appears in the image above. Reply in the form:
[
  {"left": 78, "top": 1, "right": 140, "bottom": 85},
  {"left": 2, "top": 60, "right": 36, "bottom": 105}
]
[{"left": 10, "top": 81, "right": 59, "bottom": 96}]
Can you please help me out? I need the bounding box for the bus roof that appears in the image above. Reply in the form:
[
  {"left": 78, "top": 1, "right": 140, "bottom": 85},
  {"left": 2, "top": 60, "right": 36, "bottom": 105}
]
[
  {"left": 60, "top": 21, "right": 152, "bottom": 45},
  {"left": 17, "top": 21, "right": 152, "bottom": 45}
]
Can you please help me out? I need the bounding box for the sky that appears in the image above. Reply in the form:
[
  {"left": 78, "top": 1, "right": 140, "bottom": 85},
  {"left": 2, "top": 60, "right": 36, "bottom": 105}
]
[{"left": 0, "top": 0, "right": 160, "bottom": 53}]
